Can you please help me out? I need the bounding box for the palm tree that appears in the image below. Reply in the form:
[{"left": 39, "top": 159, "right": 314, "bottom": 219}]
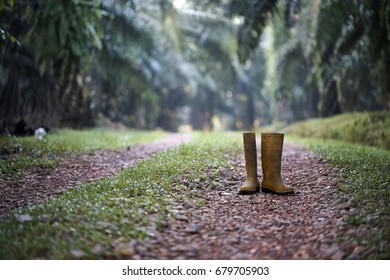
[
  {"left": 237, "top": 0, "right": 389, "bottom": 121},
  {"left": 0, "top": 0, "right": 104, "bottom": 132}
]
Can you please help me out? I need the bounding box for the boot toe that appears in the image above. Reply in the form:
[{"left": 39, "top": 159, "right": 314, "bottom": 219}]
[
  {"left": 261, "top": 184, "right": 294, "bottom": 195},
  {"left": 238, "top": 189, "right": 258, "bottom": 195},
  {"left": 238, "top": 184, "right": 260, "bottom": 195}
]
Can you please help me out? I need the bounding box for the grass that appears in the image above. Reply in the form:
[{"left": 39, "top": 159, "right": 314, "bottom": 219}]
[
  {"left": 266, "top": 112, "right": 390, "bottom": 258},
  {"left": 0, "top": 132, "right": 241, "bottom": 259},
  {"left": 284, "top": 111, "right": 390, "bottom": 150},
  {"left": 285, "top": 112, "right": 390, "bottom": 259},
  {"left": 1, "top": 113, "right": 389, "bottom": 259},
  {"left": 286, "top": 137, "right": 390, "bottom": 259},
  {"left": 0, "top": 129, "right": 167, "bottom": 180}
]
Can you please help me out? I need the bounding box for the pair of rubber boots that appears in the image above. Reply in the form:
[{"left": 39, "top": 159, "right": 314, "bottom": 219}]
[{"left": 238, "top": 132, "right": 294, "bottom": 195}]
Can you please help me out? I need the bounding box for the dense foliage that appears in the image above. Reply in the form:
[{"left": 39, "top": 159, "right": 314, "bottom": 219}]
[{"left": 0, "top": 0, "right": 388, "bottom": 133}]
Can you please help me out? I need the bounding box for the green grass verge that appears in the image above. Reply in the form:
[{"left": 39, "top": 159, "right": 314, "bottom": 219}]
[
  {"left": 288, "top": 135, "right": 390, "bottom": 259},
  {"left": 2, "top": 126, "right": 389, "bottom": 259},
  {"left": 0, "top": 129, "right": 167, "bottom": 180},
  {"left": 264, "top": 111, "right": 390, "bottom": 258},
  {"left": 0, "top": 132, "right": 241, "bottom": 259},
  {"left": 284, "top": 111, "right": 390, "bottom": 150},
  {"left": 280, "top": 112, "right": 389, "bottom": 257}
]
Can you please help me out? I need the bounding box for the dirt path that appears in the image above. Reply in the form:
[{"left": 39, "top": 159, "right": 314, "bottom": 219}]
[
  {"left": 1, "top": 136, "right": 368, "bottom": 259},
  {"left": 0, "top": 133, "right": 191, "bottom": 216},
  {"left": 127, "top": 143, "right": 367, "bottom": 260}
]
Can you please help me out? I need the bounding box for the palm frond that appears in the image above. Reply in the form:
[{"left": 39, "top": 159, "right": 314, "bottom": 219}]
[
  {"left": 284, "top": 0, "right": 300, "bottom": 28},
  {"left": 178, "top": 8, "right": 236, "bottom": 28},
  {"left": 100, "top": 0, "right": 156, "bottom": 54},
  {"left": 276, "top": 38, "right": 301, "bottom": 70},
  {"left": 237, "top": 0, "right": 279, "bottom": 63}
]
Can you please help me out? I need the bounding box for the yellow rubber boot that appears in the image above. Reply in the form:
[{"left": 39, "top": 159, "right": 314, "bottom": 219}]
[
  {"left": 261, "top": 133, "right": 294, "bottom": 194},
  {"left": 238, "top": 132, "right": 260, "bottom": 195}
]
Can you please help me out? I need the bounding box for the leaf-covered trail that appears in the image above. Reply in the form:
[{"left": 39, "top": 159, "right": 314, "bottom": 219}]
[
  {"left": 132, "top": 143, "right": 368, "bottom": 260},
  {"left": 0, "top": 135, "right": 369, "bottom": 259},
  {"left": 0, "top": 133, "right": 191, "bottom": 216}
]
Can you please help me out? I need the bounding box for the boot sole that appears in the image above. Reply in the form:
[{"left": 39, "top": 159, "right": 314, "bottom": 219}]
[
  {"left": 238, "top": 186, "right": 260, "bottom": 195},
  {"left": 261, "top": 187, "right": 294, "bottom": 195},
  {"left": 238, "top": 189, "right": 258, "bottom": 195}
]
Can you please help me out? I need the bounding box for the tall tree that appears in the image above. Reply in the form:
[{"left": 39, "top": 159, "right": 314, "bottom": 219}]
[
  {"left": 0, "top": 0, "right": 104, "bottom": 132},
  {"left": 238, "top": 0, "right": 389, "bottom": 122}
]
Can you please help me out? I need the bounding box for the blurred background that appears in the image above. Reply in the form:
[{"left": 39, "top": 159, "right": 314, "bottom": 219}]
[{"left": 0, "top": 0, "right": 389, "bottom": 134}]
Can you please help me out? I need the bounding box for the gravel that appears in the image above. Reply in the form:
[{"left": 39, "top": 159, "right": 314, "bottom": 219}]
[
  {"left": 132, "top": 143, "right": 370, "bottom": 260},
  {"left": 0, "top": 136, "right": 371, "bottom": 259}
]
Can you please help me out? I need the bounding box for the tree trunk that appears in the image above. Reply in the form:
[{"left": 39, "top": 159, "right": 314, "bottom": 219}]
[{"left": 0, "top": 64, "right": 21, "bottom": 133}]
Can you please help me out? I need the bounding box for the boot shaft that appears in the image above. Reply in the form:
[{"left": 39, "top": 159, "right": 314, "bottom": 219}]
[
  {"left": 260, "top": 133, "right": 294, "bottom": 194},
  {"left": 261, "top": 133, "right": 284, "bottom": 169},
  {"left": 243, "top": 132, "right": 258, "bottom": 176},
  {"left": 238, "top": 132, "right": 260, "bottom": 194}
]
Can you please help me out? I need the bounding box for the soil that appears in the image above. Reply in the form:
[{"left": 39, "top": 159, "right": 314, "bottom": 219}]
[
  {"left": 0, "top": 133, "right": 191, "bottom": 216},
  {"left": 124, "top": 142, "right": 370, "bottom": 260},
  {"left": 0, "top": 133, "right": 371, "bottom": 259}
]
